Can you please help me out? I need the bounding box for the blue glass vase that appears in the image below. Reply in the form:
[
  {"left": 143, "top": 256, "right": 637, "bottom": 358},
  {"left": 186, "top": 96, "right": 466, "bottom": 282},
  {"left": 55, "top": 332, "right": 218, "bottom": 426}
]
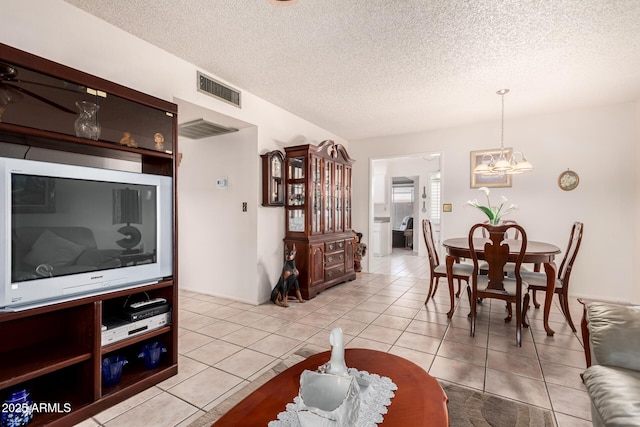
[
  {"left": 101, "top": 355, "right": 128, "bottom": 387},
  {"left": 138, "top": 341, "right": 167, "bottom": 370},
  {"left": 1, "top": 388, "right": 33, "bottom": 427}
]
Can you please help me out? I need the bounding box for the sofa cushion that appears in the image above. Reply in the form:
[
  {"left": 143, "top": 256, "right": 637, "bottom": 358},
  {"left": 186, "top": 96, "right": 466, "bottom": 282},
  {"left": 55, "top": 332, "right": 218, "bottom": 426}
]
[
  {"left": 587, "top": 302, "right": 640, "bottom": 371},
  {"left": 583, "top": 365, "right": 640, "bottom": 427},
  {"left": 23, "top": 230, "right": 85, "bottom": 268}
]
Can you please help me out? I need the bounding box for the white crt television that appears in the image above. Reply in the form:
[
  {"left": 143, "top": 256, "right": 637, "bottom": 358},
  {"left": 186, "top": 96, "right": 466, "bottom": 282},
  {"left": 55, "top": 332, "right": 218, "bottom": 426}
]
[{"left": 0, "top": 157, "right": 173, "bottom": 311}]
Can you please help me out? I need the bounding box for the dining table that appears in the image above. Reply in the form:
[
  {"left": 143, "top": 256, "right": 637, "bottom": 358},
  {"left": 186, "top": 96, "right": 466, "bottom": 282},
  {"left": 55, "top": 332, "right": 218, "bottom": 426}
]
[{"left": 442, "top": 237, "right": 561, "bottom": 336}]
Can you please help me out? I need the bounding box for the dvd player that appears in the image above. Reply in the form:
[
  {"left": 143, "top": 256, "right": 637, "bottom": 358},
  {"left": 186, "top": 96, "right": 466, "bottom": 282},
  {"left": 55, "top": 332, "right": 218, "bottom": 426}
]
[
  {"left": 102, "top": 311, "right": 171, "bottom": 346},
  {"left": 123, "top": 302, "right": 171, "bottom": 322}
]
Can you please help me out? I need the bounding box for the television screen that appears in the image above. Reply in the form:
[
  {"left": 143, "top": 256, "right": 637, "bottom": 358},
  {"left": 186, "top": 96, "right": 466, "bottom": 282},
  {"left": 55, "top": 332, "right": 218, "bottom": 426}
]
[{"left": 12, "top": 174, "right": 158, "bottom": 283}]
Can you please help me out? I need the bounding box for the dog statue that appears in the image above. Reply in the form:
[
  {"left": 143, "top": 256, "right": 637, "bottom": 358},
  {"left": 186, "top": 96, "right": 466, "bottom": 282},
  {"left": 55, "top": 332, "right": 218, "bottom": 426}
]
[{"left": 270, "top": 244, "right": 305, "bottom": 307}]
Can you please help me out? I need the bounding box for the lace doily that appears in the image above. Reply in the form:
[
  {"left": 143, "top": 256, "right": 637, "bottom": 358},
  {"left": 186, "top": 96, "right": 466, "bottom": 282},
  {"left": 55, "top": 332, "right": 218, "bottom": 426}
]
[{"left": 268, "top": 367, "right": 397, "bottom": 427}]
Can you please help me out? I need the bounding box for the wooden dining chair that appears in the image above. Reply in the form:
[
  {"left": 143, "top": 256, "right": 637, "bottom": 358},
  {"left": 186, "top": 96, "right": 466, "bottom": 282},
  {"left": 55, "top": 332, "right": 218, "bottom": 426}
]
[
  {"left": 422, "top": 219, "right": 473, "bottom": 304},
  {"left": 467, "top": 222, "right": 530, "bottom": 346},
  {"left": 519, "top": 221, "right": 584, "bottom": 332},
  {"left": 478, "top": 219, "right": 525, "bottom": 274},
  {"left": 480, "top": 219, "right": 521, "bottom": 239}
]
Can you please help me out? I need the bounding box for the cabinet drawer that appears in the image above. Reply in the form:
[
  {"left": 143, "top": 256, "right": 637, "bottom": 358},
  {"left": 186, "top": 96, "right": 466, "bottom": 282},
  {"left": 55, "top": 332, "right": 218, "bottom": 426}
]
[
  {"left": 325, "top": 265, "right": 345, "bottom": 281},
  {"left": 325, "top": 240, "right": 345, "bottom": 253},
  {"left": 325, "top": 252, "right": 345, "bottom": 267}
]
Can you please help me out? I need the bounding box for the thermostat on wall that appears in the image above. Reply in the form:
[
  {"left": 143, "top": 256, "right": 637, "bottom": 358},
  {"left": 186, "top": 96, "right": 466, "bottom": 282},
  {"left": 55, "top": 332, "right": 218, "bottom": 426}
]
[{"left": 216, "top": 177, "right": 228, "bottom": 189}]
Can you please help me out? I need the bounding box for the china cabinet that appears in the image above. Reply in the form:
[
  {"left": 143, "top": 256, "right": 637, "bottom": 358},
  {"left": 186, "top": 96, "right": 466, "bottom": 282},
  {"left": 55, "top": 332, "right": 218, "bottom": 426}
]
[
  {"left": 261, "top": 150, "right": 285, "bottom": 206},
  {"left": 0, "top": 43, "right": 177, "bottom": 426},
  {"left": 284, "top": 141, "right": 355, "bottom": 299}
]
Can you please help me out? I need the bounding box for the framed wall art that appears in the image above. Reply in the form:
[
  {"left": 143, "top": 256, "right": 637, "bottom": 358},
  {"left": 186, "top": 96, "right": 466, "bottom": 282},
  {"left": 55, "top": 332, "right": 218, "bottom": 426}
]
[
  {"left": 470, "top": 148, "right": 512, "bottom": 188},
  {"left": 558, "top": 169, "right": 579, "bottom": 191}
]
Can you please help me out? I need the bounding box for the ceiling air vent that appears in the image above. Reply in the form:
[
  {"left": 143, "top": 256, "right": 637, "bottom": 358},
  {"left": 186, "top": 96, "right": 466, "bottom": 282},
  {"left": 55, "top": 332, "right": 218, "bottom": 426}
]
[
  {"left": 197, "top": 71, "right": 241, "bottom": 108},
  {"left": 178, "top": 119, "right": 238, "bottom": 139}
]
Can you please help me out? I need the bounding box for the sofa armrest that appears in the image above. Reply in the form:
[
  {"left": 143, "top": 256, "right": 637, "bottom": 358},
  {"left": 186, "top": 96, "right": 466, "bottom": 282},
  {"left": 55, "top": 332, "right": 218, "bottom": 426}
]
[
  {"left": 579, "top": 299, "right": 593, "bottom": 368},
  {"left": 580, "top": 299, "right": 640, "bottom": 371}
]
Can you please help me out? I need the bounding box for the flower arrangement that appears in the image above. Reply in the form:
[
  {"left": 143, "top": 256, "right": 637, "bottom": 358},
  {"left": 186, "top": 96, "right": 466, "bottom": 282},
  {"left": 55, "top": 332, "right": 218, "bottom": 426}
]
[{"left": 466, "top": 187, "right": 518, "bottom": 225}]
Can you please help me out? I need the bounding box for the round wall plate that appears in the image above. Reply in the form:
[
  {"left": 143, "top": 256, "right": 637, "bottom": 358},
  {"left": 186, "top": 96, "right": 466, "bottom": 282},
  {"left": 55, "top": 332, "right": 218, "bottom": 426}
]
[{"left": 558, "top": 169, "right": 579, "bottom": 191}]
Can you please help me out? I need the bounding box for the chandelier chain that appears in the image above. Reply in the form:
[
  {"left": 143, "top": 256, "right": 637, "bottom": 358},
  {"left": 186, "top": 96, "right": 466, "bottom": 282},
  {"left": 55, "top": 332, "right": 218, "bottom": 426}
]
[{"left": 501, "top": 93, "right": 505, "bottom": 150}]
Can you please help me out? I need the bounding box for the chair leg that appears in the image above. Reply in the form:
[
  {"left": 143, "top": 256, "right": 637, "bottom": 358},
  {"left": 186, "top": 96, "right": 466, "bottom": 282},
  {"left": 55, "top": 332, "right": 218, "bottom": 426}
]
[
  {"left": 515, "top": 296, "right": 522, "bottom": 347},
  {"left": 470, "top": 288, "right": 477, "bottom": 337},
  {"left": 557, "top": 292, "right": 567, "bottom": 318},
  {"left": 532, "top": 289, "right": 541, "bottom": 308},
  {"left": 504, "top": 303, "right": 512, "bottom": 323},
  {"left": 559, "top": 290, "right": 577, "bottom": 332},
  {"left": 455, "top": 279, "right": 461, "bottom": 298},
  {"left": 425, "top": 278, "right": 436, "bottom": 304},
  {"left": 466, "top": 286, "right": 472, "bottom": 318},
  {"left": 432, "top": 279, "right": 440, "bottom": 299},
  {"left": 522, "top": 294, "right": 530, "bottom": 329}
]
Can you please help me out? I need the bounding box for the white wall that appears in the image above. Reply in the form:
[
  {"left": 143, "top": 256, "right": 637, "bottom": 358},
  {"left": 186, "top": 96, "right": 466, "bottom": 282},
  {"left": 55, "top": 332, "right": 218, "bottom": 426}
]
[
  {"left": 350, "top": 102, "right": 638, "bottom": 303},
  {"left": 178, "top": 128, "right": 257, "bottom": 302},
  {"left": 1, "top": 0, "right": 347, "bottom": 304}
]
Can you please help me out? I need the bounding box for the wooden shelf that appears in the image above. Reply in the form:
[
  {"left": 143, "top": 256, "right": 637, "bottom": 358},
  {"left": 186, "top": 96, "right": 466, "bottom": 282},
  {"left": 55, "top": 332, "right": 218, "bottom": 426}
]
[
  {"left": 0, "top": 343, "right": 92, "bottom": 390},
  {"left": 101, "top": 361, "right": 177, "bottom": 397},
  {"left": 27, "top": 395, "right": 90, "bottom": 427},
  {"left": 0, "top": 42, "right": 178, "bottom": 426},
  {"left": 101, "top": 325, "right": 172, "bottom": 354}
]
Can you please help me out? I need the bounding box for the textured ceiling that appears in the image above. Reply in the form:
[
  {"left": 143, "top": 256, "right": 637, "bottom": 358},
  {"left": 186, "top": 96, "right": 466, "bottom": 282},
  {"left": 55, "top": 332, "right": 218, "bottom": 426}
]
[{"left": 65, "top": 0, "right": 640, "bottom": 140}]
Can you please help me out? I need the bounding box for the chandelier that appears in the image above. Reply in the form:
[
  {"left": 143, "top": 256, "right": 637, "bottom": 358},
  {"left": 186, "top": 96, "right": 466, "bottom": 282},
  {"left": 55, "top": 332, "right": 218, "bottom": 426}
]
[{"left": 474, "top": 89, "right": 533, "bottom": 176}]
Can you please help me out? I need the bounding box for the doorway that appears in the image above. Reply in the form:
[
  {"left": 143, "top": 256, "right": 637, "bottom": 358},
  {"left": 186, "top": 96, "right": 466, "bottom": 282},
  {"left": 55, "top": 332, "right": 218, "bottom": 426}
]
[
  {"left": 391, "top": 176, "right": 415, "bottom": 251},
  {"left": 369, "top": 153, "right": 441, "bottom": 277}
]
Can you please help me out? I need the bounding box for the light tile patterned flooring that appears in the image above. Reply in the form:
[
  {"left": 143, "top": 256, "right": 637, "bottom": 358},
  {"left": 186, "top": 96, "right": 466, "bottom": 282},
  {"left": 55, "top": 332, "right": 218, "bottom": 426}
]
[{"left": 76, "top": 250, "right": 591, "bottom": 427}]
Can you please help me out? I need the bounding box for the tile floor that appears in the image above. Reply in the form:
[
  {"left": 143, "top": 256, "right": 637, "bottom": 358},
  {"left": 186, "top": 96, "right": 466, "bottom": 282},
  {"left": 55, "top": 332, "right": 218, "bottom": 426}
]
[{"left": 76, "top": 250, "right": 592, "bottom": 427}]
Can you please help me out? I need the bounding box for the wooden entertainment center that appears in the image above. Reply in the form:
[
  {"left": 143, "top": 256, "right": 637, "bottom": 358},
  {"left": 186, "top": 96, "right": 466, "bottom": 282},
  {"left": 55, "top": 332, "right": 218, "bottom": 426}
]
[{"left": 0, "top": 43, "right": 178, "bottom": 426}]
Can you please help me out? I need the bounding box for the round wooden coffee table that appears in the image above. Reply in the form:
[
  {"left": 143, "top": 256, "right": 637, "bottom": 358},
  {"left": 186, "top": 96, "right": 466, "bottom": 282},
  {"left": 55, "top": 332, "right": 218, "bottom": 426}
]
[{"left": 213, "top": 348, "right": 449, "bottom": 426}]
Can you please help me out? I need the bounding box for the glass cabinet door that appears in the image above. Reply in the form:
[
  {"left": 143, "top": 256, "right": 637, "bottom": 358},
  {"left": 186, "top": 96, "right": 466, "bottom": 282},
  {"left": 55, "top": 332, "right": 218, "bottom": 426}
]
[
  {"left": 262, "top": 152, "right": 284, "bottom": 206},
  {"left": 0, "top": 62, "right": 92, "bottom": 137},
  {"left": 269, "top": 155, "right": 284, "bottom": 205},
  {"left": 288, "top": 183, "right": 305, "bottom": 206},
  {"left": 98, "top": 92, "right": 175, "bottom": 152},
  {"left": 288, "top": 157, "right": 305, "bottom": 180},
  {"left": 288, "top": 209, "right": 305, "bottom": 232},
  {"left": 286, "top": 156, "right": 306, "bottom": 233},
  {"left": 311, "top": 156, "right": 322, "bottom": 234},
  {"left": 324, "top": 160, "right": 334, "bottom": 233},
  {"left": 345, "top": 166, "right": 352, "bottom": 230},
  {"left": 0, "top": 61, "right": 175, "bottom": 151},
  {"left": 335, "top": 163, "right": 343, "bottom": 232}
]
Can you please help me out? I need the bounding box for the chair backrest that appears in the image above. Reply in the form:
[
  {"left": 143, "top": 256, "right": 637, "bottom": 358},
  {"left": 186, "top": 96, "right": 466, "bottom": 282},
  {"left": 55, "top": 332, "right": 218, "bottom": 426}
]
[
  {"left": 422, "top": 219, "right": 439, "bottom": 271},
  {"left": 558, "top": 222, "right": 584, "bottom": 283},
  {"left": 480, "top": 219, "right": 521, "bottom": 240},
  {"left": 469, "top": 222, "right": 528, "bottom": 291}
]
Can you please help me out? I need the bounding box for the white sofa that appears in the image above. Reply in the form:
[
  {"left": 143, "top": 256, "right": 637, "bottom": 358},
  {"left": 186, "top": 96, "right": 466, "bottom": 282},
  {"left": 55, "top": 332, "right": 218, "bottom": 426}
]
[{"left": 580, "top": 301, "right": 640, "bottom": 426}]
